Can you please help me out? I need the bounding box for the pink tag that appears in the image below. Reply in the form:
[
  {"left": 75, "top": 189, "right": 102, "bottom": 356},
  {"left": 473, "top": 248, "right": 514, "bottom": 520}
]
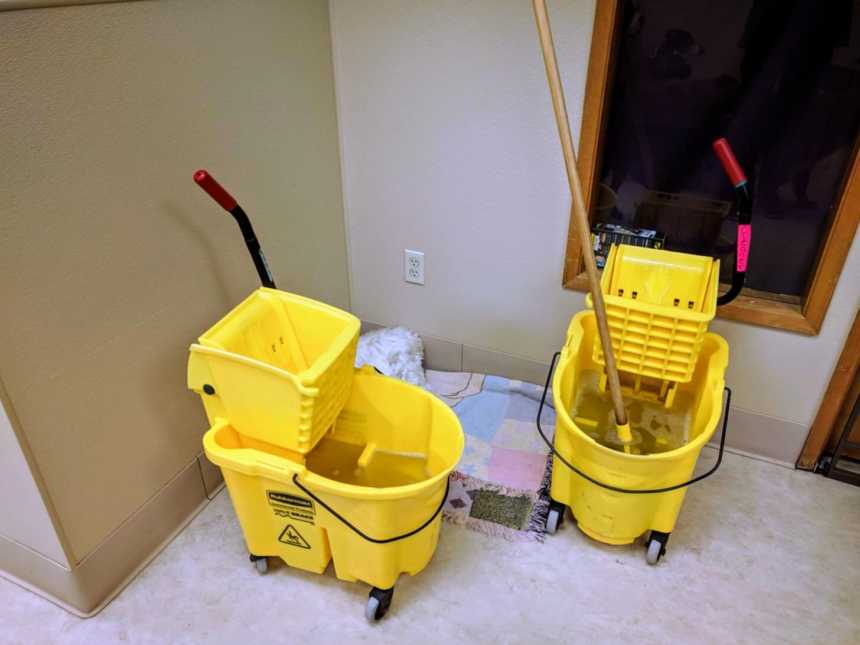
[{"left": 737, "top": 224, "right": 751, "bottom": 272}]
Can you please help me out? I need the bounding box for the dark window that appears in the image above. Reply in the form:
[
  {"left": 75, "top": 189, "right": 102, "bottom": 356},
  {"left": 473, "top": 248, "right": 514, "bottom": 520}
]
[{"left": 597, "top": 0, "right": 860, "bottom": 295}]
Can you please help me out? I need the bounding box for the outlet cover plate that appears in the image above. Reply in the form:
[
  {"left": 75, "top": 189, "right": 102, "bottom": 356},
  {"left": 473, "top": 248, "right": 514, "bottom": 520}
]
[{"left": 404, "top": 249, "right": 425, "bottom": 285}]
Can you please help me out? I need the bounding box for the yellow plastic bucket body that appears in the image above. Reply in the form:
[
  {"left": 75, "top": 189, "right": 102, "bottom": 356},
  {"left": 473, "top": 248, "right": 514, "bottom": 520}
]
[
  {"left": 587, "top": 245, "right": 719, "bottom": 383},
  {"left": 188, "top": 287, "right": 360, "bottom": 454},
  {"left": 204, "top": 370, "right": 464, "bottom": 590},
  {"left": 551, "top": 311, "right": 728, "bottom": 545}
]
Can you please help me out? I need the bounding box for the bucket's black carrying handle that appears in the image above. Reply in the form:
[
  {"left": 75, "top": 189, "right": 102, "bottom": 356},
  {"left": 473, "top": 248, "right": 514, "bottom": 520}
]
[
  {"left": 193, "top": 170, "right": 277, "bottom": 289},
  {"left": 536, "top": 352, "right": 732, "bottom": 495},
  {"left": 291, "top": 473, "right": 450, "bottom": 544},
  {"left": 712, "top": 138, "right": 751, "bottom": 306}
]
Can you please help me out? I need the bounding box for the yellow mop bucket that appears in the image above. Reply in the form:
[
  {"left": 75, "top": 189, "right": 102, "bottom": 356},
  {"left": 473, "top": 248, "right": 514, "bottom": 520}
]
[
  {"left": 529, "top": 3, "right": 747, "bottom": 565},
  {"left": 537, "top": 311, "right": 730, "bottom": 564},
  {"left": 204, "top": 368, "right": 464, "bottom": 620},
  {"left": 188, "top": 287, "right": 360, "bottom": 455}
]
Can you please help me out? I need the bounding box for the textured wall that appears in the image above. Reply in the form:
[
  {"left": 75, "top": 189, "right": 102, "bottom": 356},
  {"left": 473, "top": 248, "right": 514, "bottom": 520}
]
[
  {"left": 0, "top": 0, "right": 348, "bottom": 561},
  {"left": 331, "top": 0, "right": 594, "bottom": 363}
]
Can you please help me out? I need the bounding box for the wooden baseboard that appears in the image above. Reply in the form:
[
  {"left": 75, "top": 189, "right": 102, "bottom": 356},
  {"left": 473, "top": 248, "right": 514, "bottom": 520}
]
[
  {"left": 0, "top": 456, "right": 211, "bottom": 617},
  {"left": 707, "top": 406, "right": 808, "bottom": 467}
]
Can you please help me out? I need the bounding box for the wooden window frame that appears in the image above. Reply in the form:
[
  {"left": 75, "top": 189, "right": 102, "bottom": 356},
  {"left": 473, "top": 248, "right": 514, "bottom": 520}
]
[
  {"left": 565, "top": 0, "right": 860, "bottom": 335},
  {"left": 796, "top": 309, "right": 860, "bottom": 469}
]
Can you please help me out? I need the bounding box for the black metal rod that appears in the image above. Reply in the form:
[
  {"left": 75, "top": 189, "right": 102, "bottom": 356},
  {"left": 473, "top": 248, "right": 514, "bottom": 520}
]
[
  {"left": 229, "top": 205, "right": 276, "bottom": 289},
  {"left": 193, "top": 169, "right": 277, "bottom": 289},
  {"left": 713, "top": 138, "right": 752, "bottom": 306},
  {"left": 717, "top": 182, "right": 751, "bottom": 306}
]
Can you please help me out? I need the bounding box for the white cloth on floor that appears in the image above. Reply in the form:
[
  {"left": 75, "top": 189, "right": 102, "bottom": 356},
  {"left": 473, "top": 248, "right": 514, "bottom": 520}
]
[{"left": 354, "top": 326, "right": 427, "bottom": 387}]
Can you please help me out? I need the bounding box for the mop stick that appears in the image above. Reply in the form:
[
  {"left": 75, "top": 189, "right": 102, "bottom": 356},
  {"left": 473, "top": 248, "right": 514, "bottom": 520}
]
[{"left": 532, "top": 0, "right": 632, "bottom": 449}]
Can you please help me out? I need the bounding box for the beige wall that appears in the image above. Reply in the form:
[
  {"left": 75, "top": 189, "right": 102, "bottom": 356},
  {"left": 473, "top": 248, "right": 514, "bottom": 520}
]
[
  {"left": 0, "top": 402, "right": 67, "bottom": 566},
  {"left": 331, "top": 0, "right": 594, "bottom": 357},
  {"left": 331, "top": 0, "right": 860, "bottom": 430},
  {"left": 0, "top": 0, "right": 348, "bottom": 564}
]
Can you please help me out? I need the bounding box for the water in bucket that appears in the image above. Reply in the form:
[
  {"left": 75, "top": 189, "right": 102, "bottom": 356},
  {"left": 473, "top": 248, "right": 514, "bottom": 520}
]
[
  {"left": 570, "top": 369, "right": 696, "bottom": 455},
  {"left": 305, "top": 437, "right": 447, "bottom": 487}
]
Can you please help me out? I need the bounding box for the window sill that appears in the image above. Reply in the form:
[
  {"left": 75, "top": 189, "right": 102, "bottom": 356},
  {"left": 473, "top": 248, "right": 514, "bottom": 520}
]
[{"left": 564, "top": 272, "right": 818, "bottom": 335}]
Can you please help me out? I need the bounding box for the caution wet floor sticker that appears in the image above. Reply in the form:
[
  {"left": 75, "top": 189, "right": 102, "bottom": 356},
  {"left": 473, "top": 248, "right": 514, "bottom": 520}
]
[{"left": 278, "top": 524, "right": 311, "bottom": 549}]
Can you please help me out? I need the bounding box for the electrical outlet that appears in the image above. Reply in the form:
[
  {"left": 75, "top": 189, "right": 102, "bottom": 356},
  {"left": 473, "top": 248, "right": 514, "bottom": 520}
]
[{"left": 404, "top": 249, "right": 425, "bottom": 285}]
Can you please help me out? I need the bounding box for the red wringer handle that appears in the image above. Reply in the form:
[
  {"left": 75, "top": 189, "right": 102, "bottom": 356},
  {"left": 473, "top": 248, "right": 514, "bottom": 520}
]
[
  {"left": 712, "top": 138, "right": 752, "bottom": 305},
  {"left": 194, "top": 169, "right": 238, "bottom": 212}
]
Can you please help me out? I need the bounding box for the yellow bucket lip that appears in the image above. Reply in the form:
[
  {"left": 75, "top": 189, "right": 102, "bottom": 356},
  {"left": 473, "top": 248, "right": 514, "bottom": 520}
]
[
  {"left": 552, "top": 311, "right": 729, "bottom": 462},
  {"left": 189, "top": 343, "right": 319, "bottom": 397},
  {"left": 203, "top": 389, "right": 465, "bottom": 501},
  {"left": 196, "top": 287, "right": 360, "bottom": 384}
]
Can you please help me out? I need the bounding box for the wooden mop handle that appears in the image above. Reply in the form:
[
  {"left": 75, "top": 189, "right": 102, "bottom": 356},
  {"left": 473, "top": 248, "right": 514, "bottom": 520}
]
[{"left": 532, "top": 0, "right": 628, "bottom": 426}]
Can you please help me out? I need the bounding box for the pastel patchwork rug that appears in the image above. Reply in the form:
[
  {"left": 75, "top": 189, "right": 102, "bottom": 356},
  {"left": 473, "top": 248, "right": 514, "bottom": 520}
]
[{"left": 426, "top": 370, "right": 556, "bottom": 541}]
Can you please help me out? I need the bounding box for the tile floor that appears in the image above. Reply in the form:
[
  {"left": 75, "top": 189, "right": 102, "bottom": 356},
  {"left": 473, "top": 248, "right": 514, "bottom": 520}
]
[{"left": 3, "top": 449, "right": 859, "bottom": 644}]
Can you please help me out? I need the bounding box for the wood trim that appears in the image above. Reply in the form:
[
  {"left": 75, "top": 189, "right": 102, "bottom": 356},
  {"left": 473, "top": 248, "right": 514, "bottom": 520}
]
[
  {"left": 801, "top": 143, "right": 860, "bottom": 333},
  {"left": 797, "top": 309, "right": 860, "bottom": 470},
  {"left": 567, "top": 272, "right": 819, "bottom": 334},
  {"left": 562, "top": 0, "right": 620, "bottom": 286},
  {"left": 564, "top": 0, "right": 860, "bottom": 335},
  {"left": 711, "top": 292, "right": 816, "bottom": 335},
  {"left": 829, "top": 371, "right": 860, "bottom": 457}
]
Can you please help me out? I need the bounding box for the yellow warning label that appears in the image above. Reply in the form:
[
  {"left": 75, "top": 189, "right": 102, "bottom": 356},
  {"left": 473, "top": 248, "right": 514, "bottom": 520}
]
[{"left": 278, "top": 524, "right": 311, "bottom": 549}]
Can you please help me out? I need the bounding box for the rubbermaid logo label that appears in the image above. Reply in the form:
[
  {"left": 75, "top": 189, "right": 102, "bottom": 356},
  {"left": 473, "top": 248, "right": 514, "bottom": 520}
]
[
  {"left": 267, "top": 492, "right": 313, "bottom": 509},
  {"left": 266, "top": 490, "right": 316, "bottom": 525}
]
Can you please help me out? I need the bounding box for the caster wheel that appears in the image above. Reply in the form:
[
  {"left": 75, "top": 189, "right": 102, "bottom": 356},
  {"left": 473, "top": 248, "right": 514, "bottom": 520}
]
[
  {"left": 545, "top": 500, "right": 566, "bottom": 535},
  {"left": 249, "top": 554, "right": 268, "bottom": 574},
  {"left": 366, "top": 587, "right": 394, "bottom": 622},
  {"left": 645, "top": 540, "right": 662, "bottom": 565},
  {"left": 365, "top": 596, "right": 381, "bottom": 622},
  {"left": 644, "top": 530, "right": 670, "bottom": 566},
  {"left": 546, "top": 509, "right": 561, "bottom": 535}
]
